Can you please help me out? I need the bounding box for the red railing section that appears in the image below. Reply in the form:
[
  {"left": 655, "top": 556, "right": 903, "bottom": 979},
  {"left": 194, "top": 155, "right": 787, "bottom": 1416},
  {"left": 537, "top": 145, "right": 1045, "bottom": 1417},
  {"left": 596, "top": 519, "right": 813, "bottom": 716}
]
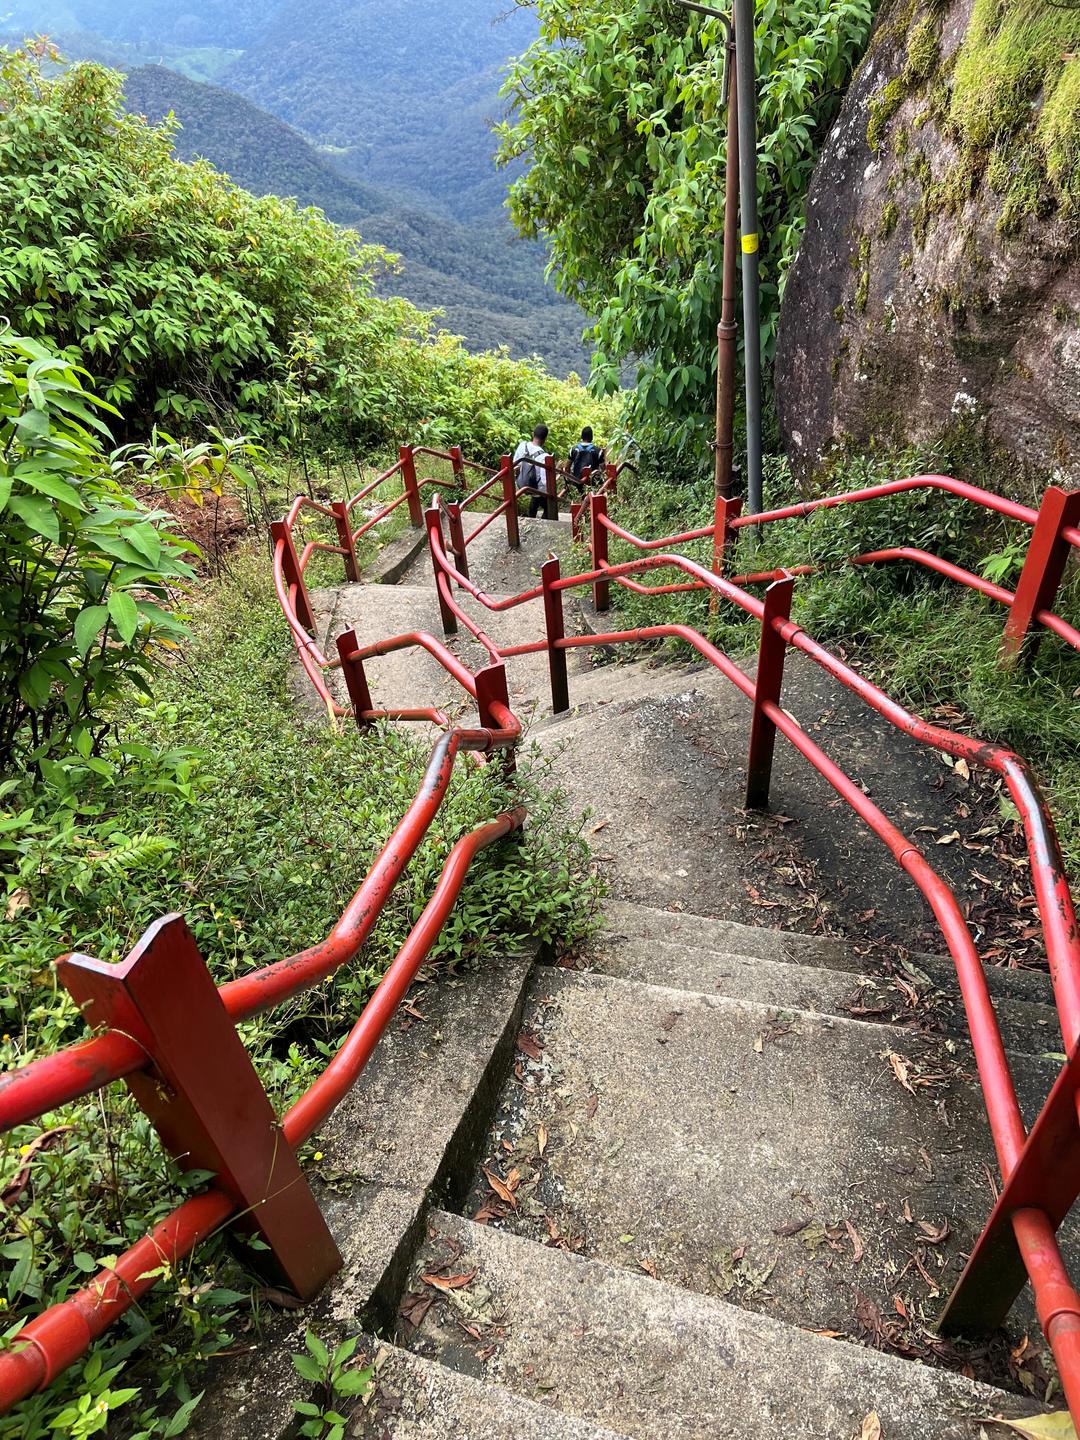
[{"left": 3, "top": 440, "right": 1079, "bottom": 1419}]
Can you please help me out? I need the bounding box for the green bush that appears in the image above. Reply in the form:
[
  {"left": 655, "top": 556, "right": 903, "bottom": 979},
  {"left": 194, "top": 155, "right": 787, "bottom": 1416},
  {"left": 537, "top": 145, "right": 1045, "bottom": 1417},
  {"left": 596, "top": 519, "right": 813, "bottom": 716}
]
[
  {"left": 0, "top": 550, "right": 600, "bottom": 1438},
  {"left": 0, "top": 43, "right": 613, "bottom": 458},
  {"left": 0, "top": 331, "right": 196, "bottom": 772}
]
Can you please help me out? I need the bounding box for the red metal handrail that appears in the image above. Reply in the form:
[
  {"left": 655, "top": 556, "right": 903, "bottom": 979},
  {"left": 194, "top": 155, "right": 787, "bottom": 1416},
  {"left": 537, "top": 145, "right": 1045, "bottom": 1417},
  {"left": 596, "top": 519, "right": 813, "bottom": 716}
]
[
  {"left": 420, "top": 494, "right": 1080, "bottom": 1417},
  {"left": 0, "top": 619, "right": 523, "bottom": 1411}
]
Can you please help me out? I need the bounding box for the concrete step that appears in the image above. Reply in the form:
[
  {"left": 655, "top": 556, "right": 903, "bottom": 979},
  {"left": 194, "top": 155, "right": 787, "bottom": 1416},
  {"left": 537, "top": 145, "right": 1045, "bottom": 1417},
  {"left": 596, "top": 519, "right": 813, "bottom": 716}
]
[
  {"left": 355, "top": 1339, "right": 626, "bottom": 1438},
  {"left": 394, "top": 512, "right": 575, "bottom": 593},
  {"left": 600, "top": 897, "right": 1057, "bottom": 1009},
  {"left": 402, "top": 1209, "right": 1040, "bottom": 1440},
  {"left": 186, "top": 949, "right": 538, "bottom": 1440},
  {"left": 583, "top": 932, "right": 1063, "bottom": 1058},
  {"left": 466, "top": 966, "right": 1070, "bottom": 1374}
]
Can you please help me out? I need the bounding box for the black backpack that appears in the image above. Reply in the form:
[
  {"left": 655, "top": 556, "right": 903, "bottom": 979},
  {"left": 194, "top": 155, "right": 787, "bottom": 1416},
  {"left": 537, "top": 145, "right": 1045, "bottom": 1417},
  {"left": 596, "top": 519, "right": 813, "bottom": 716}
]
[{"left": 570, "top": 443, "right": 603, "bottom": 479}]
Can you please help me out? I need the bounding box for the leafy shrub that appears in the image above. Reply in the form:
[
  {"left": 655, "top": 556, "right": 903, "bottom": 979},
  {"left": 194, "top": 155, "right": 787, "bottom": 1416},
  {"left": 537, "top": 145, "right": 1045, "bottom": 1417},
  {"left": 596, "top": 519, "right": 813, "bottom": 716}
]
[
  {"left": 0, "top": 331, "right": 196, "bottom": 772},
  {"left": 0, "top": 43, "right": 612, "bottom": 457}
]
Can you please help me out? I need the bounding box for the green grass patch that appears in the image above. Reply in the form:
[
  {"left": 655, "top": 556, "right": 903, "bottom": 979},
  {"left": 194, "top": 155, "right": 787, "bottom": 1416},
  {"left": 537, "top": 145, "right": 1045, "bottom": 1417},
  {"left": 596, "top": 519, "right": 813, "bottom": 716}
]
[{"left": 0, "top": 549, "right": 599, "bottom": 1438}]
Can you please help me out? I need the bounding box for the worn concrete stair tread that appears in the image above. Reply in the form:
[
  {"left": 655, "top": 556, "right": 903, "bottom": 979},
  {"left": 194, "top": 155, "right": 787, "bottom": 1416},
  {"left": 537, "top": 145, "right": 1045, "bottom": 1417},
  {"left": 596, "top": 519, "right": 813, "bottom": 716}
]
[
  {"left": 404, "top": 1210, "right": 1039, "bottom": 1440},
  {"left": 355, "top": 1340, "right": 628, "bottom": 1438},
  {"left": 186, "top": 950, "right": 536, "bottom": 1440},
  {"left": 471, "top": 965, "right": 1069, "bottom": 1364},
  {"left": 585, "top": 932, "right": 1063, "bottom": 1058},
  {"left": 600, "top": 896, "right": 1056, "bottom": 1008}
]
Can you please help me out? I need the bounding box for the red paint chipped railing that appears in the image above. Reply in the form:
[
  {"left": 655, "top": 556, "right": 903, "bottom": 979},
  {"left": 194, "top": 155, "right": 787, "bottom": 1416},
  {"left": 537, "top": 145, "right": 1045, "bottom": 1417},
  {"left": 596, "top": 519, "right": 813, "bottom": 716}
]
[{"left": 5, "top": 442, "right": 1080, "bottom": 1420}]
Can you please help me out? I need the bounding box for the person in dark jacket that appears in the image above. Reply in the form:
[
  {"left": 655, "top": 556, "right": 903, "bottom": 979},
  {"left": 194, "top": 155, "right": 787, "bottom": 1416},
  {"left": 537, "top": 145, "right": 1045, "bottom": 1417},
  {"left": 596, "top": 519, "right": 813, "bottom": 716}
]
[{"left": 565, "top": 427, "right": 606, "bottom": 493}]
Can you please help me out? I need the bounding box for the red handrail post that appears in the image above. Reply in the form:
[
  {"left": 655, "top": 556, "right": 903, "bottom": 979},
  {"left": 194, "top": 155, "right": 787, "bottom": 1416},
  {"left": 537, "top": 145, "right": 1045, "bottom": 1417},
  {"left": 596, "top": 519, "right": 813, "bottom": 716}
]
[
  {"left": 542, "top": 557, "right": 570, "bottom": 715},
  {"left": 591, "top": 493, "right": 610, "bottom": 613},
  {"left": 1001, "top": 486, "right": 1080, "bottom": 666},
  {"left": 400, "top": 445, "right": 424, "bottom": 528},
  {"left": 426, "top": 503, "right": 458, "bottom": 636},
  {"left": 271, "top": 519, "right": 317, "bottom": 635},
  {"left": 713, "top": 494, "right": 743, "bottom": 578},
  {"left": 336, "top": 627, "right": 374, "bottom": 729},
  {"left": 544, "top": 455, "right": 560, "bottom": 521},
  {"left": 331, "top": 501, "right": 360, "bottom": 583},
  {"left": 449, "top": 445, "right": 465, "bottom": 489},
  {"left": 500, "top": 455, "right": 520, "bottom": 550},
  {"left": 447, "top": 501, "right": 470, "bottom": 581},
  {"left": 476, "top": 662, "right": 515, "bottom": 775},
  {"left": 745, "top": 574, "right": 795, "bottom": 810},
  {"left": 605, "top": 462, "right": 618, "bottom": 501},
  {"left": 57, "top": 917, "right": 341, "bottom": 1300}
]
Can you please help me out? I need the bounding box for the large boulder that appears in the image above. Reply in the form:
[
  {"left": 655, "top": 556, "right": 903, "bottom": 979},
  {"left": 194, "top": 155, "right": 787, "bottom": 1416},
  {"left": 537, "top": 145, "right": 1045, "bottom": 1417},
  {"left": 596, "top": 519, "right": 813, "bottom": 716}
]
[{"left": 775, "top": 0, "right": 1080, "bottom": 485}]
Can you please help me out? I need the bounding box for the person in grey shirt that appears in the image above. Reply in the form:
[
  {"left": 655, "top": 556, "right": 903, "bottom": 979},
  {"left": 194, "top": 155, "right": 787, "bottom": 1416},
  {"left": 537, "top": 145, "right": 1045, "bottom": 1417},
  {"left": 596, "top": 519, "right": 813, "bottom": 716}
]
[{"left": 513, "top": 424, "right": 553, "bottom": 518}]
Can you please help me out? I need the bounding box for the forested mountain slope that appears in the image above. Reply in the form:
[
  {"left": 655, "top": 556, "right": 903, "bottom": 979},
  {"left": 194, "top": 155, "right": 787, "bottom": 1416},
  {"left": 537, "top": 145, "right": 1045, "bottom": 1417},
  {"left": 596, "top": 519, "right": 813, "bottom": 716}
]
[
  {"left": 217, "top": 0, "right": 536, "bottom": 220},
  {"left": 118, "top": 64, "right": 591, "bottom": 374}
]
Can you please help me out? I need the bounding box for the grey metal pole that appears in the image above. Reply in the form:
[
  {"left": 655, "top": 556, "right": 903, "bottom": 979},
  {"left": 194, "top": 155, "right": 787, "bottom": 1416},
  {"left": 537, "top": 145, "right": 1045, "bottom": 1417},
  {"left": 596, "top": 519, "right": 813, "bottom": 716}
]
[{"left": 733, "top": 0, "right": 763, "bottom": 518}]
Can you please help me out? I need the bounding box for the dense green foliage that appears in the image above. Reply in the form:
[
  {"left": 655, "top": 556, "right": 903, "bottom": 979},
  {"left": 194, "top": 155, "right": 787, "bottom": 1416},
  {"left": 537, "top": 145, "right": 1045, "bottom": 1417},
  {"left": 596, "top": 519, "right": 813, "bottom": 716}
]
[
  {"left": 0, "top": 550, "right": 599, "bottom": 1439},
  {"left": 500, "top": 0, "right": 878, "bottom": 451},
  {"left": 0, "top": 332, "right": 196, "bottom": 772},
  {"left": 118, "top": 64, "right": 592, "bottom": 375},
  {"left": 0, "top": 46, "right": 608, "bottom": 456}
]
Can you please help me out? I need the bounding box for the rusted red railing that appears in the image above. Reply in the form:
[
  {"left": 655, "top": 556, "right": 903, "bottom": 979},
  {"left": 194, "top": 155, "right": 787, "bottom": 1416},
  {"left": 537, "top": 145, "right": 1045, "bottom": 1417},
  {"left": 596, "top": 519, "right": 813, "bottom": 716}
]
[
  {"left": 0, "top": 616, "right": 522, "bottom": 1412},
  {"left": 7, "top": 443, "right": 1080, "bottom": 1420},
  {"left": 416, "top": 482, "right": 1080, "bottom": 1419}
]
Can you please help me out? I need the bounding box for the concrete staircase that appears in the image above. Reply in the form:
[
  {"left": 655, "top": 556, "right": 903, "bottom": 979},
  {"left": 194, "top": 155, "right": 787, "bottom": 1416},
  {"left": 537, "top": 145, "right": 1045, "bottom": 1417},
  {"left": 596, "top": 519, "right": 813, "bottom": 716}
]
[{"left": 212, "top": 512, "right": 1069, "bottom": 1438}]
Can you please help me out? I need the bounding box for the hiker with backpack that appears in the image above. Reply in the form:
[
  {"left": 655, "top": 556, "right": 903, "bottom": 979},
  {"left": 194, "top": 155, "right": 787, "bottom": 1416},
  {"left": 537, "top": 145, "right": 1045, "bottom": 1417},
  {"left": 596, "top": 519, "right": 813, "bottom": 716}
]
[
  {"left": 565, "top": 427, "right": 606, "bottom": 494},
  {"left": 513, "top": 423, "right": 555, "bottom": 518}
]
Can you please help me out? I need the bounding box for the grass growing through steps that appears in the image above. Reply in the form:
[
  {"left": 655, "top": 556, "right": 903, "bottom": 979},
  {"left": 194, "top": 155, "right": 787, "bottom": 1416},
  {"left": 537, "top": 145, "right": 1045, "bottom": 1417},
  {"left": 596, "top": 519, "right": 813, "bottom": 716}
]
[{"left": 0, "top": 549, "right": 600, "bottom": 1439}]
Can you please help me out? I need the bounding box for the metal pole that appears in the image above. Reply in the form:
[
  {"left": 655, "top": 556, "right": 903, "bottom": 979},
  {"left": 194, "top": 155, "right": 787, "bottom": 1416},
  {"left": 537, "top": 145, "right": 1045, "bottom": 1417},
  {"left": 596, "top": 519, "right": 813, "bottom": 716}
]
[
  {"left": 733, "top": 0, "right": 763, "bottom": 518},
  {"left": 715, "top": 32, "right": 739, "bottom": 503}
]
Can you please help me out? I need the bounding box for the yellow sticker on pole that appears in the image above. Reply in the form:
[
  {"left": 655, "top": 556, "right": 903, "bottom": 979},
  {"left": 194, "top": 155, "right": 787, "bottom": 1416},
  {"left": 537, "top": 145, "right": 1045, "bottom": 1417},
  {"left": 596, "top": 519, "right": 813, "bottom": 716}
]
[{"left": 741, "top": 233, "right": 759, "bottom": 254}]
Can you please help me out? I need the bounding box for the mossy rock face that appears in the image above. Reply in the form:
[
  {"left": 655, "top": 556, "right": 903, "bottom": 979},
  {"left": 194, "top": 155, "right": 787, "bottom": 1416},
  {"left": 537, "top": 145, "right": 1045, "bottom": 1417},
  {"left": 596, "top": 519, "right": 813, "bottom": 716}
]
[{"left": 775, "top": 0, "right": 1080, "bottom": 485}]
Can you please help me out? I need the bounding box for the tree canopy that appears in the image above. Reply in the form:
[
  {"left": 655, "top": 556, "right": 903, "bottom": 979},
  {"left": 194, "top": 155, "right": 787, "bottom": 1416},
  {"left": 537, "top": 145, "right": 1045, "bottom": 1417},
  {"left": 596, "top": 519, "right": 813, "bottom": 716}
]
[{"left": 499, "top": 0, "right": 877, "bottom": 451}]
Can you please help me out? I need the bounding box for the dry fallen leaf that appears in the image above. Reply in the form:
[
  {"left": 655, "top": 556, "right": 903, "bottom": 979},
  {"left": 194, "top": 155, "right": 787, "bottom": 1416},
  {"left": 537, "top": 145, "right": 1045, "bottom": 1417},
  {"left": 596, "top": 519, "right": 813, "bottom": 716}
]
[
  {"left": 937, "top": 831, "right": 961, "bottom": 846},
  {"left": 888, "top": 1052, "right": 916, "bottom": 1096},
  {"left": 5, "top": 888, "right": 29, "bottom": 921},
  {"left": 516, "top": 1032, "right": 543, "bottom": 1061},
  {"left": 845, "top": 1219, "right": 865, "bottom": 1264},
  {"left": 954, "top": 759, "right": 971, "bottom": 782},
  {"left": 985, "top": 1415, "right": 1078, "bottom": 1439},
  {"left": 421, "top": 1270, "right": 476, "bottom": 1292},
  {"left": 918, "top": 1219, "right": 950, "bottom": 1244},
  {"left": 482, "top": 1167, "right": 519, "bottom": 1210},
  {"left": 860, "top": 1411, "right": 883, "bottom": 1440},
  {"left": 537, "top": 1124, "right": 548, "bottom": 1158}
]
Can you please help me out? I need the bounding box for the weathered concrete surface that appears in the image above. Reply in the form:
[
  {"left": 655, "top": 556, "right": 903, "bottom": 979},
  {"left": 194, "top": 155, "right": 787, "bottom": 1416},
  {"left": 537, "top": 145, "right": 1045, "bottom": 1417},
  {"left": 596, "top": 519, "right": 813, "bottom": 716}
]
[
  {"left": 405, "top": 1210, "right": 1038, "bottom": 1440},
  {"left": 600, "top": 898, "right": 1056, "bottom": 1009},
  {"left": 468, "top": 967, "right": 1068, "bottom": 1365},
  {"left": 355, "top": 1341, "right": 626, "bottom": 1439},
  {"left": 187, "top": 950, "right": 535, "bottom": 1440},
  {"left": 533, "top": 648, "right": 1063, "bottom": 973},
  {"left": 775, "top": 0, "right": 1079, "bottom": 480},
  {"left": 586, "top": 931, "right": 1062, "bottom": 1057}
]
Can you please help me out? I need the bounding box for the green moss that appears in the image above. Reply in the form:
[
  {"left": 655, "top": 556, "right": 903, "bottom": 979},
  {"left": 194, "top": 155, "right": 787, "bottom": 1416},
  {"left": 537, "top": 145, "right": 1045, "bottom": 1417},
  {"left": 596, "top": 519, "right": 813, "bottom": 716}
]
[
  {"left": 904, "top": 15, "right": 941, "bottom": 84},
  {"left": 854, "top": 235, "right": 872, "bottom": 312},
  {"left": 833, "top": 302, "right": 847, "bottom": 324},
  {"left": 878, "top": 201, "right": 901, "bottom": 240},
  {"left": 947, "top": 0, "right": 1079, "bottom": 230},
  {"left": 868, "top": 75, "right": 909, "bottom": 151}
]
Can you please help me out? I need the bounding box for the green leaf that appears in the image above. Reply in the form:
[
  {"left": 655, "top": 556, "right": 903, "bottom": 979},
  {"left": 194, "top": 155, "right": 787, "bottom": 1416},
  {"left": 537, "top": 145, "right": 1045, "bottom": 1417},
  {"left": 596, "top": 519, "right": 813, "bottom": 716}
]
[
  {"left": 291, "top": 1354, "right": 322, "bottom": 1384},
  {"left": 107, "top": 590, "right": 140, "bottom": 644},
  {"left": 8, "top": 493, "right": 60, "bottom": 543},
  {"left": 75, "top": 604, "right": 109, "bottom": 656},
  {"left": 304, "top": 1331, "right": 330, "bottom": 1369}
]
